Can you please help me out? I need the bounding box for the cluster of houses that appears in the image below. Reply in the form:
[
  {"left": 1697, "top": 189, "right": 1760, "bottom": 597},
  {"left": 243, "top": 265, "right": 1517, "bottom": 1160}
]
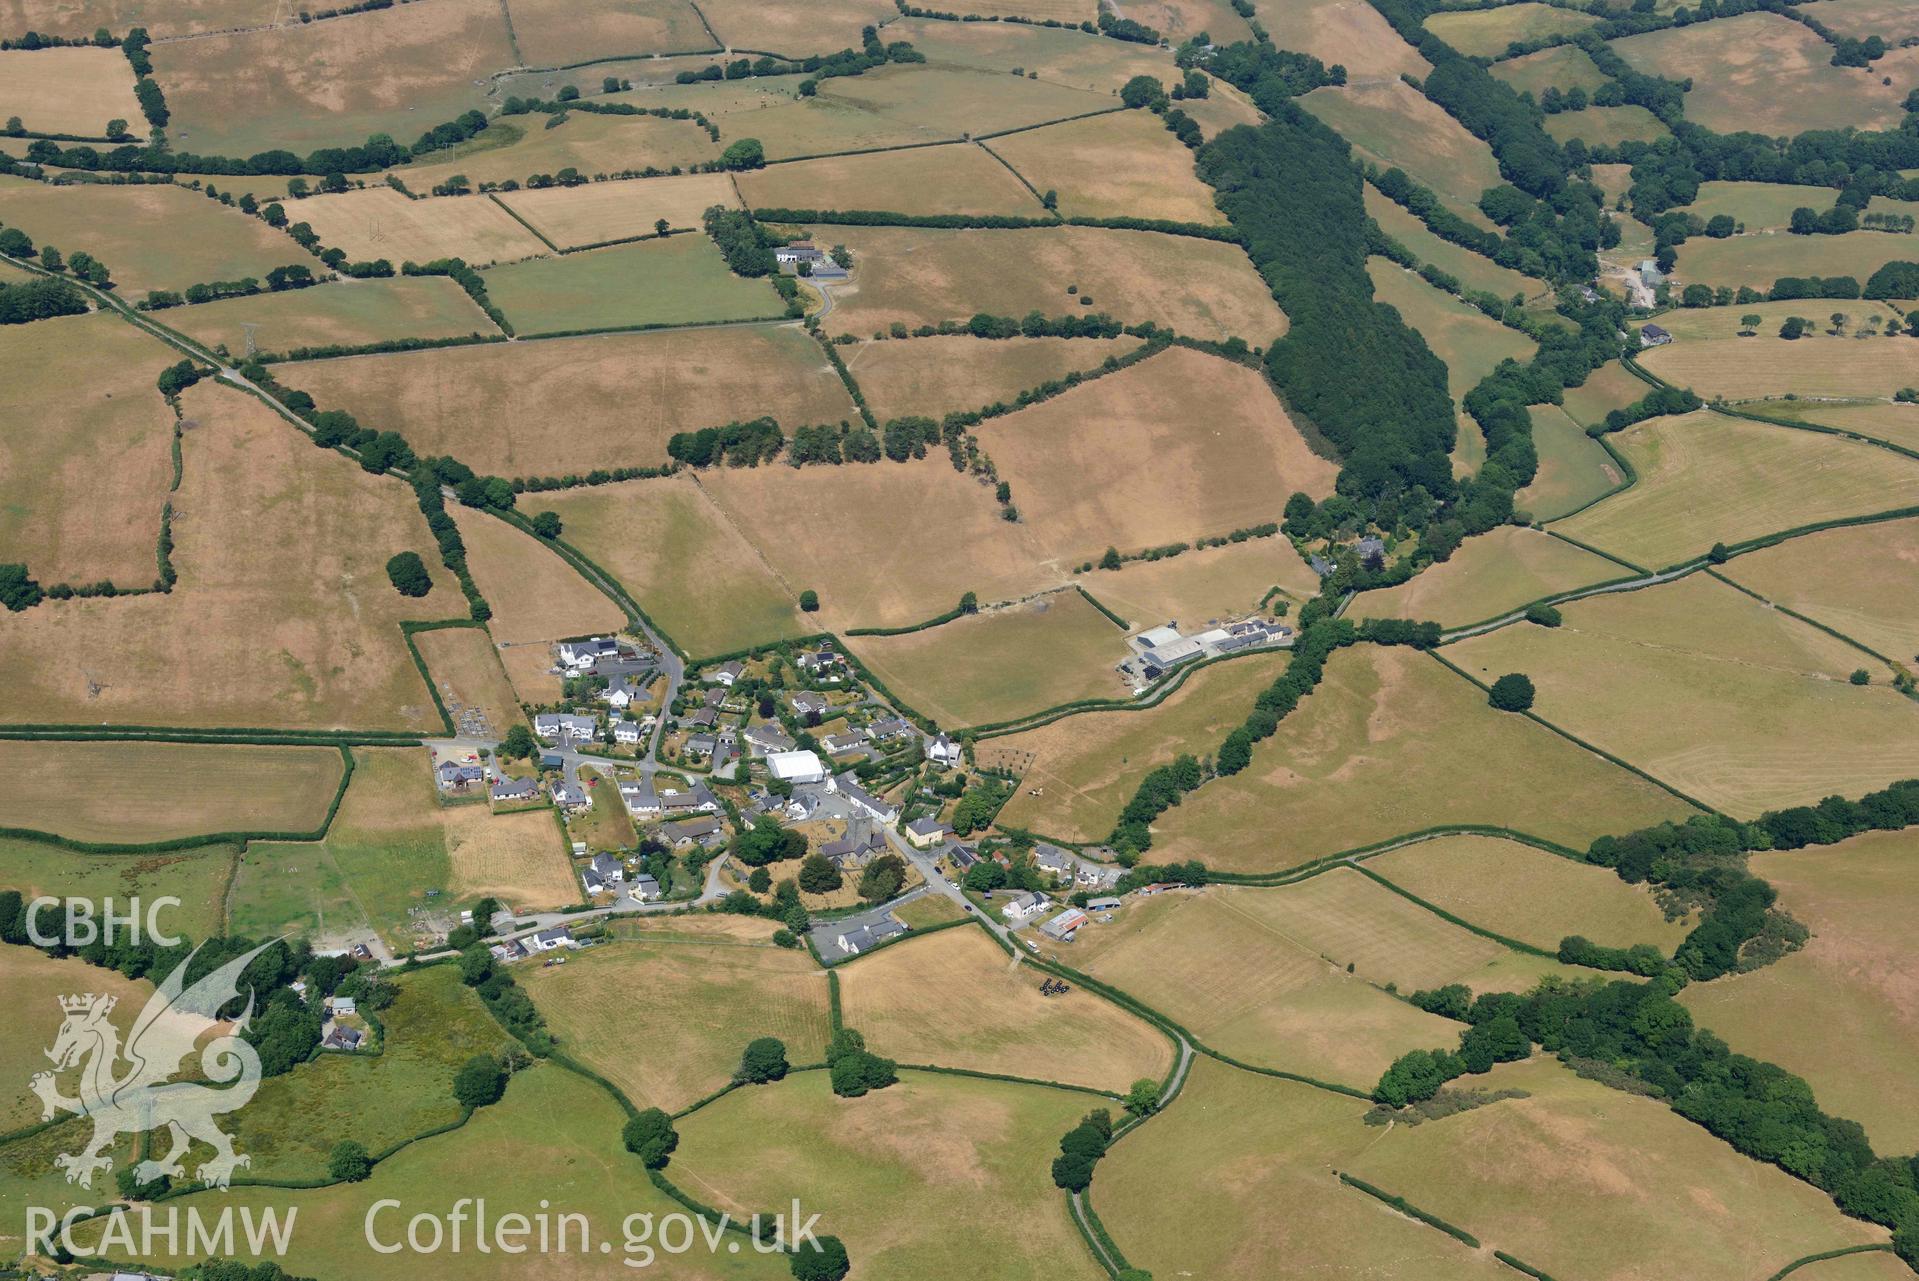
[
  {"left": 579, "top": 850, "right": 664, "bottom": 901},
  {"left": 1117, "top": 616, "right": 1293, "bottom": 689},
  {"left": 320, "top": 993, "right": 364, "bottom": 1051},
  {"left": 774, "top": 240, "right": 848, "bottom": 280}
]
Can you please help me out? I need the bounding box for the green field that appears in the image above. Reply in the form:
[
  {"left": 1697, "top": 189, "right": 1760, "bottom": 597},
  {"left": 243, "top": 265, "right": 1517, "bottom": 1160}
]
[
  {"left": 168, "top": 275, "right": 496, "bottom": 358},
  {"left": 674, "top": 1070, "right": 1105, "bottom": 1281},
  {"left": 1675, "top": 226, "right": 1919, "bottom": 292},
  {"left": 1147, "top": 643, "right": 1696, "bottom": 871},
  {"left": 1489, "top": 43, "right": 1610, "bottom": 97},
  {"left": 1542, "top": 105, "right": 1668, "bottom": 147},
  {"left": 0, "top": 838, "right": 234, "bottom": 940},
  {"left": 479, "top": 235, "right": 784, "bottom": 334},
  {"left": 1560, "top": 358, "right": 1653, "bottom": 427},
  {"left": 1552, "top": 409, "right": 1919, "bottom": 569},
  {"left": 1676, "top": 181, "right": 1844, "bottom": 233},
  {"left": 0, "top": 945, "right": 154, "bottom": 1133},
  {"left": 1356, "top": 525, "right": 1626, "bottom": 628},
  {"left": 1519, "top": 403, "right": 1627, "bottom": 519},
  {"left": 1448, "top": 572, "right": 1919, "bottom": 816},
  {"left": 1426, "top": 2, "right": 1596, "bottom": 56},
  {"left": 1748, "top": 398, "right": 1919, "bottom": 454},
  {"left": 1304, "top": 79, "right": 1501, "bottom": 228},
  {"left": 1364, "top": 186, "right": 1547, "bottom": 303}
]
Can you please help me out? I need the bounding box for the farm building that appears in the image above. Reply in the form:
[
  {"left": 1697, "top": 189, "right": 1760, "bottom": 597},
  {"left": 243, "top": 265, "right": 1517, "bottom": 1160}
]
[
  {"left": 768, "top": 749, "right": 827, "bottom": 784},
  {"left": 1039, "top": 909, "right": 1089, "bottom": 942},
  {"left": 1640, "top": 323, "right": 1673, "bottom": 347}
]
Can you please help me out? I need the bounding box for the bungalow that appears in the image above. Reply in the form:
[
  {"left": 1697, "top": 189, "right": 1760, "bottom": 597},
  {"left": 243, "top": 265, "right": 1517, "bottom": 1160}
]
[
  {"left": 767, "top": 748, "right": 826, "bottom": 785},
  {"left": 867, "top": 716, "right": 913, "bottom": 741},
  {"left": 659, "top": 783, "right": 719, "bottom": 815},
  {"left": 551, "top": 779, "right": 590, "bottom": 810},
  {"left": 522, "top": 926, "right": 574, "bottom": 953},
  {"left": 926, "top": 733, "right": 963, "bottom": 768},
  {"left": 621, "top": 780, "right": 661, "bottom": 817},
  {"left": 322, "top": 1025, "right": 365, "bottom": 1051},
  {"left": 1076, "top": 860, "right": 1123, "bottom": 889},
  {"left": 743, "top": 722, "right": 797, "bottom": 756},
  {"left": 684, "top": 733, "right": 717, "bottom": 760},
  {"left": 820, "top": 730, "right": 868, "bottom": 756},
  {"left": 534, "top": 713, "right": 597, "bottom": 743},
  {"left": 630, "top": 873, "right": 663, "bottom": 902},
  {"left": 1038, "top": 908, "right": 1089, "bottom": 942},
  {"left": 682, "top": 706, "right": 718, "bottom": 730},
  {"left": 1000, "top": 891, "right": 1050, "bottom": 924},
  {"left": 1639, "top": 322, "right": 1673, "bottom": 347},
  {"left": 612, "top": 718, "right": 646, "bottom": 745},
  {"left": 905, "top": 816, "right": 951, "bottom": 849},
  {"left": 701, "top": 686, "right": 726, "bottom": 708},
  {"left": 706, "top": 661, "right": 745, "bottom": 687},
  {"left": 558, "top": 637, "right": 621, "bottom": 673},
  {"left": 836, "top": 773, "right": 899, "bottom": 823},
  {"left": 436, "top": 761, "right": 484, "bottom": 791},
  {"left": 490, "top": 775, "right": 540, "bottom": 804},
  {"left": 796, "top": 648, "right": 844, "bottom": 678},
  {"left": 667, "top": 815, "right": 724, "bottom": 845},
  {"left": 835, "top": 916, "right": 906, "bottom": 956},
  {"left": 328, "top": 996, "right": 357, "bottom": 1017},
  {"left": 789, "top": 692, "right": 830, "bottom": 718},
  {"left": 776, "top": 240, "right": 825, "bottom": 266}
]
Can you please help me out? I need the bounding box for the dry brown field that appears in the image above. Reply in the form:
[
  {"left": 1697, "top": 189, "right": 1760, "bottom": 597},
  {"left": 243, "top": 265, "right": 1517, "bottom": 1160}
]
[
  {"left": 495, "top": 172, "right": 737, "bottom": 248},
  {"left": 1542, "top": 104, "right": 1667, "bottom": 148},
  {"left": 0, "top": 741, "right": 344, "bottom": 843},
  {"left": 1721, "top": 516, "right": 1919, "bottom": 662},
  {"left": 1490, "top": 43, "right": 1610, "bottom": 97},
  {"left": 412, "top": 623, "right": 526, "bottom": 734},
  {"left": 0, "top": 310, "right": 181, "bottom": 587},
  {"left": 1087, "top": 535, "right": 1320, "bottom": 626},
  {"left": 949, "top": 0, "right": 1094, "bottom": 19},
  {"left": 1641, "top": 332, "right": 1919, "bottom": 401},
  {"left": 987, "top": 109, "right": 1227, "bottom": 224},
  {"left": 442, "top": 804, "right": 576, "bottom": 910},
  {"left": 1173, "top": 79, "right": 1266, "bottom": 138},
  {"left": 148, "top": 0, "right": 514, "bottom": 156},
  {"left": 449, "top": 505, "right": 625, "bottom": 646},
  {"left": 815, "top": 63, "right": 1114, "bottom": 142},
  {"left": 1448, "top": 572, "right": 1919, "bottom": 816},
  {"left": 505, "top": 0, "right": 711, "bottom": 65},
  {"left": 167, "top": 275, "right": 495, "bottom": 358},
  {"left": 285, "top": 187, "right": 548, "bottom": 267},
  {"left": 391, "top": 112, "right": 721, "bottom": 193},
  {"left": 835, "top": 926, "right": 1173, "bottom": 1090},
  {"left": 1552, "top": 410, "right": 1919, "bottom": 570},
  {"left": 978, "top": 347, "right": 1339, "bottom": 559},
  {"left": 518, "top": 936, "right": 831, "bottom": 1111},
  {"left": 0, "top": 0, "right": 277, "bottom": 37},
  {"left": 990, "top": 650, "right": 1292, "bottom": 840},
  {"left": 1367, "top": 833, "right": 1687, "bottom": 953},
  {"left": 1302, "top": 79, "right": 1499, "bottom": 228},
  {"left": 1559, "top": 358, "right": 1647, "bottom": 426},
  {"left": 740, "top": 142, "right": 1046, "bottom": 218},
  {"left": 846, "top": 333, "right": 1145, "bottom": 421},
  {"left": 1427, "top": 1, "right": 1595, "bottom": 55},
  {"left": 0, "top": 385, "right": 449, "bottom": 731},
  {"left": 890, "top": 16, "right": 1176, "bottom": 91},
  {"left": 1147, "top": 644, "right": 1695, "bottom": 870},
  {"left": 1259, "top": 0, "right": 1430, "bottom": 80},
  {"left": 288, "top": 324, "right": 851, "bottom": 477},
  {"left": 1118, "top": 0, "right": 1254, "bottom": 39},
  {"left": 694, "top": 0, "right": 902, "bottom": 53},
  {"left": 0, "top": 46, "right": 142, "bottom": 136},
  {"left": 0, "top": 176, "right": 312, "bottom": 302},
  {"left": 607, "top": 74, "right": 940, "bottom": 161},
  {"left": 1679, "top": 828, "right": 1919, "bottom": 1154},
  {"left": 815, "top": 223, "right": 1286, "bottom": 344},
  {"left": 1809, "top": 0, "right": 1919, "bottom": 40},
  {"left": 1356, "top": 525, "right": 1625, "bottom": 628}
]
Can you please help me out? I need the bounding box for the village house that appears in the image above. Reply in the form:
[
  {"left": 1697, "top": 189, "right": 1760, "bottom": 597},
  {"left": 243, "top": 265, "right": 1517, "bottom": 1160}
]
[
  {"left": 630, "top": 873, "right": 663, "bottom": 902},
  {"left": 938, "top": 840, "right": 981, "bottom": 870},
  {"left": 612, "top": 718, "right": 647, "bottom": 745},
  {"left": 905, "top": 815, "right": 951, "bottom": 849},
  {"left": 822, "top": 821, "right": 887, "bottom": 869},
  {"left": 705, "top": 661, "right": 745, "bottom": 687},
  {"left": 1039, "top": 908, "right": 1089, "bottom": 942},
  {"left": 659, "top": 782, "right": 720, "bottom": 815},
  {"left": 743, "top": 721, "right": 797, "bottom": 756},
  {"left": 684, "top": 733, "right": 717, "bottom": 761},
  {"left": 1034, "top": 844, "right": 1077, "bottom": 884},
  {"left": 328, "top": 996, "right": 357, "bottom": 1017},
  {"left": 621, "top": 779, "right": 661, "bottom": 817},
  {"left": 821, "top": 729, "right": 868, "bottom": 756},
  {"left": 834, "top": 915, "right": 905, "bottom": 955},
  {"left": 1640, "top": 322, "right": 1673, "bottom": 347},
  {"left": 436, "top": 760, "right": 484, "bottom": 792},
  {"left": 522, "top": 925, "right": 574, "bottom": 953},
  {"left": 601, "top": 675, "right": 647, "bottom": 710},
  {"left": 551, "top": 778, "right": 590, "bottom": 811},
  {"left": 558, "top": 637, "right": 621, "bottom": 673},
  {"left": 796, "top": 647, "right": 844, "bottom": 680},
  {"left": 789, "top": 691, "right": 831, "bottom": 718},
  {"left": 581, "top": 852, "right": 624, "bottom": 896},
  {"left": 490, "top": 775, "right": 540, "bottom": 804},
  {"left": 322, "top": 1025, "right": 365, "bottom": 1051},
  {"left": 666, "top": 815, "right": 725, "bottom": 847},
  {"left": 926, "top": 733, "right": 963, "bottom": 768},
  {"left": 1000, "top": 891, "right": 1050, "bottom": 924},
  {"left": 682, "top": 706, "right": 718, "bottom": 730},
  {"left": 836, "top": 772, "right": 899, "bottom": 823},
  {"left": 867, "top": 716, "right": 914, "bottom": 741},
  {"left": 534, "top": 712, "right": 598, "bottom": 743}
]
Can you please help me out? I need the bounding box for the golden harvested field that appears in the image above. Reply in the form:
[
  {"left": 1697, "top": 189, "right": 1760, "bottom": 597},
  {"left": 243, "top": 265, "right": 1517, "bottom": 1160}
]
[
  {"left": 1427, "top": 2, "right": 1596, "bottom": 56},
  {"left": 1073, "top": 889, "right": 1463, "bottom": 1089},
  {"left": 149, "top": 0, "right": 514, "bottom": 156},
  {"left": 0, "top": 385, "right": 448, "bottom": 732},
  {"left": 989, "top": 654, "right": 1292, "bottom": 840},
  {"left": 1543, "top": 104, "right": 1667, "bottom": 147},
  {"left": 0, "top": 948, "right": 153, "bottom": 1132},
  {"left": 741, "top": 142, "right": 1045, "bottom": 218},
  {"left": 1097, "top": 1058, "right": 1512, "bottom": 1281},
  {"left": 674, "top": 1071, "right": 1104, "bottom": 1281},
  {"left": 608, "top": 74, "right": 938, "bottom": 161},
  {"left": 519, "top": 936, "right": 830, "bottom": 1111},
  {"left": 1490, "top": 43, "right": 1610, "bottom": 97},
  {"left": 1722, "top": 517, "right": 1919, "bottom": 661},
  {"left": 816, "top": 223, "right": 1286, "bottom": 344},
  {"left": 442, "top": 803, "right": 575, "bottom": 910},
  {"left": 167, "top": 275, "right": 495, "bottom": 358},
  {"left": 450, "top": 505, "right": 624, "bottom": 646},
  {"left": 1348, "top": 1056, "right": 1889, "bottom": 1281},
  {"left": 1753, "top": 398, "right": 1919, "bottom": 453},
  {"left": 542, "top": 476, "right": 804, "bottom": 658},
  {"left": 1520, "top": 403, "right": 1626, "bottom": 521},
  {"left": 1674, "top": 229, "right": 1919, "bottom": 294},
  {"left": 987, "top": 109, "right": 1226, "bottom": 225},
  {"left": 0, "top": 0, "right": 278, "bottom": 37},
  {"left": 1368, "top": 833, "right": 1687, "bottom": 952},
  {"left": 695, "top": 0, "right": 899, "bottom": 52},
  {"left": 0, "top": 177, "right": 307, "bottom": 303},
  {"left": 0, "top": 311, "right": 179, "bottom": 586},
  {"left": 1149, "top": 644, "right": 1695, "bottom": 870},
  {"left": 286, "top": 188, "right": 549, "bottom": 268},
  {"left": 1553, "top": 411, "right": 1919, "bottom": 569},
  {"left": 0, "top": 741, "right": 343, "bottom": 844},
  {"left": 0, "top": 46, "right": 141, "bottom": 136},
  {"left": 836, "top": 926, "right": 1172, "bottom": 1090},
  {"left": 850, "top": 589, "right": 1129, "bottom": 727},
  {"left": 695, "top": 457, "right": 1044, "bottom": 632},
  {"left": 1089, "top": 536, "right": 1320, "bottom": 625},
  {"left": 1358, "top": 526, "right": 1626, "bottom": 629},
  {"left": 1303, "top": 80, "right": 1499, "bottom": 228},
  {"left": 0, "top": 838, "right": 233, "bottom": 939},
  {"left": 1676, "top": 181, "right": 1840, "bottom": 232},
  {"left": 1680, "top": 829, "right": 1919, "bottom": 1154},
  {"left": 290, "top": 324, "right": 852, "bottom": 477},
  {"left": 413, "top": 623, "right": 525, "bottom": 734},
  {"left": 1643, "top": 332, "right": 1919, "bottom": 401},
  {"left": 1448, "top": 573, "right": 1919, "bottom": 815},
  {"left": 981, "top": 347, "right": 1338, "bottom": 558},
  {"left": 505, "top": 0, "right": 711, "bottom": 65},
  {"left": 813, "top": 63, "right": 1115, "bottom": 143},
  {"left": 495, "top": 172, "right": 737, "bottom": 248},
  {"left": 950, "top": 0, "right": 1094, "bottom": 19},
  {"left": 1612, "top": 13, "right": 1910, "bottom": 136},
  {"left": 392, "top": 112, "right": 720, "bottom": 193},
  {"left": 1364, "top": 187, "right": 1546, "bottom": 303},
  {"left": 1119, "top": 0, "right": 1255, "bottom": 39},
  {"left": 1259, "top": 0, "right": 1430, "bottom": 80},
  {"left": 893, "top": 16, "right": 1176, "bottom": 90},
  {"left": 846, "top": 333, "right": 1144, "bottom": 421}
]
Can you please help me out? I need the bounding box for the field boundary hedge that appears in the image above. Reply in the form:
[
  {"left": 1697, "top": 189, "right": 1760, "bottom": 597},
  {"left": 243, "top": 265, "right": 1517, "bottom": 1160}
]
[
  {"left": 0, "top": 744, "right": 356, "bottom": 853},
  {"left": 1706, "top": 569, "right": 1896, "bottom": 666},
  {"left": 1207, "top": 823, "right": 1588, "bottom": 886},
  {"left": 964, "top": 644, "right": 1292, "bottom": 738},
  {"left": 1346, "top": 863, "right": 1555, "bottom": 956},
  {"left": 751, "top": 206, "right": 1244, "bottom": 242},
  {"left": 401, "top": 617, "right": 490, "bottom": 736},
  {"left": 1074, "top": 585, "right": 1128, "bottom": 629},
  {"left": 1763, "top": 1245, "right": 1899, "bottom": 1281},
  {"left": 1335, "top": 1172, "right": 1481, "bottom": 1248}
]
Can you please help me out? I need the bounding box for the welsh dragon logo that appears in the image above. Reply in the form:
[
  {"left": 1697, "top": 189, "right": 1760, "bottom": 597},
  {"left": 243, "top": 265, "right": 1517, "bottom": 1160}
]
[{"left": 31, "top": 943, "right": 272, "bottom": 1190}]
